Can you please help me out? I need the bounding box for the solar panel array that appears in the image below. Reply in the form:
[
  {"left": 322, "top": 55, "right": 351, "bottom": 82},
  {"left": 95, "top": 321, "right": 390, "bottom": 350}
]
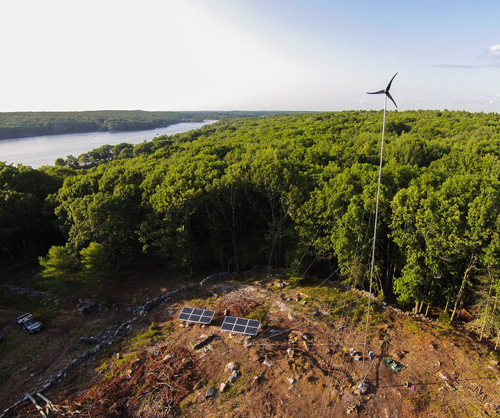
[
  {"left": 220, "top": 316, "right": 260, "bottom": 336},
  {"left": 178, "top": 307, "right": 215, "bottom": 324}
]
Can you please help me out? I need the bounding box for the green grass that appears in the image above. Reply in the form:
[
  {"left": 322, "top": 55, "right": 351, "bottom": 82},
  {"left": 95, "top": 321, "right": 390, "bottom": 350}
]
[
  {"left": 0, "top": 292, "right": 61, "bottom": 322},
  {"left": 97, "top": 321, "right": 166, "bottom": 379},
  {"left": 79, "top": 326, "right": 103, "bottom": 339},
  {"left": 247, "top": 306, "right": 269, "bottom": 325},
  {"left": 405, "top": 318, "right": 422, "bottom": 336}
]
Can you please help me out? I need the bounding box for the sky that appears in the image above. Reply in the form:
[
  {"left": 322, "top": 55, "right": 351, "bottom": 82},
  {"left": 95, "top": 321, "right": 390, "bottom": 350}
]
[{"left": 1, "top": 0, "right": 499, "bottom": 113}]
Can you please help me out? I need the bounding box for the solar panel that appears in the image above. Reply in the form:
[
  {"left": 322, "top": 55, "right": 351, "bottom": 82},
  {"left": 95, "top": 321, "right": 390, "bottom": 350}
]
[
  {"left": 220, "top": 316, "right": 260, "bottom": 336},
  {"left": 178, "top": 307, "right": 215, "bottom": 324}
]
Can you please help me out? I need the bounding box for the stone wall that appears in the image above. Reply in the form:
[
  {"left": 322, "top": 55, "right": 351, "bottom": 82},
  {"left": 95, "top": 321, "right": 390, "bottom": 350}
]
[{"left": 1, "top": 271, "right": 234, "bottom": 418}]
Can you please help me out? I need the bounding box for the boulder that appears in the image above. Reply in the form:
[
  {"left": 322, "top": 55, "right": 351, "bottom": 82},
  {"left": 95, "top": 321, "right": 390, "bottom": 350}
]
[
  {"left": 263, "top": 359, "right": 274, "bottom": 368},
  {"left": 205, "top": 387, "right": 215, "bottom": 398},
  {"left": 227, "top": 370, "right": 240, "bottom": 383},
  {"left": 224, "top": 362, "right": 236, "bottom": 374},
  {"left": 191, "top": 334, "right": 217, "bottom": 350}
]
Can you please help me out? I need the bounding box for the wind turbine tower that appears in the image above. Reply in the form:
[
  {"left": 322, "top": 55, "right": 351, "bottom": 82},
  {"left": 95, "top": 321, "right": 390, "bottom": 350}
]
[{"left": 360, "top": 73, "right": 398, "bottom": 389}]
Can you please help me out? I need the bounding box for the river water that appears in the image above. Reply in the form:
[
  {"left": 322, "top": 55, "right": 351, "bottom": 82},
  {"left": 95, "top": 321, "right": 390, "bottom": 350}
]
[{"left": 0, "top": 121, "right": 215, "bottom": 168}]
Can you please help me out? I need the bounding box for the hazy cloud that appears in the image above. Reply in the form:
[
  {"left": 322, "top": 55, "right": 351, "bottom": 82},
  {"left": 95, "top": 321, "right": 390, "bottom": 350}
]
[
  {"left": 430, "top": 64, "right": 476, "bottom": 68},
  {"left": 486, "top": 44, "right": 500, "bottom": 59},
  {"left": 433, "top": 43, "right": 500, "bottom": 69}
]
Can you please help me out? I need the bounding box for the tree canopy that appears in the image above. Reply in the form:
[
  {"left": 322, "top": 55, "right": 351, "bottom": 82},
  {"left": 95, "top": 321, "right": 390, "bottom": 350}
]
[{"left": 3, "top": 109, "right": 500, "bottom": 323}]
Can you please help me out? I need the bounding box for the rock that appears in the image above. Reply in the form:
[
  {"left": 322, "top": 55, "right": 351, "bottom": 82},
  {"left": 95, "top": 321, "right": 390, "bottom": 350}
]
[
  {"left": 227, "top": 370, "right": 240, "bottom": 383},
  {"left": 263, "top": 359, "right": 274, "bottom": 368},
  {"left": 163, "top": 354, "right": 173, "bottom": 362},
  {"left": 302, "top": 333, "right": 313, "bottom": 341},
  {"left": 79, "top": 337, "right": 99, "bottom": 345},
  {"left": 287, "top": 377, "right": 296, "bottom": 385},
  {"left": 224, "top": 362, "right": 236, "bottom": 374},
  {"left": 287, "top": 348, "right": 294, "bottom": 357},
  {"left": 244, "top": 336, "right": 253, "bottom": 348},
  {"left": 0, "top": 284, "right": 52, "bottom": 301},
  {"left": 219, "top": 382, "right": 228, "bottom": 393},
  {"left": 484, "top": 403, "right": 500, "bottom": 412},
  {"left": 191, "top": 334, "right": 217, "bottom": 350},
  {"left": 438, "top": 372, "right": 449, "bottom": 381},
  {"left": 288, "top": 312, "right": 295, "bottom": 321},
  {"left": 205, "top": 387, "right": 215, "bottom": 398},
  {"left": 76, "top": 299, "right": 102, "bottom": 316}
]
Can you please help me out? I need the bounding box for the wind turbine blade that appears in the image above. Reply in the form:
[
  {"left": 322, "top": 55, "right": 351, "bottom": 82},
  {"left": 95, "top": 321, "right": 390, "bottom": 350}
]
[
  {"left": 367, "top": 90, "right": 386, "bottom": 95},
  {"left": 386, "top": 91, "right": 398, "bottom": 108},
  {"left": 385, "top": 72, "right": 398, "bottom": 92}
]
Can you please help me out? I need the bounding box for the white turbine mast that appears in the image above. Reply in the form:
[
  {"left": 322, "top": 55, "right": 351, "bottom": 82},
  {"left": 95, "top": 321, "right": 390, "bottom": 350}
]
[{"left": 359, "top": 73, "right": 398, "bottom": 390}]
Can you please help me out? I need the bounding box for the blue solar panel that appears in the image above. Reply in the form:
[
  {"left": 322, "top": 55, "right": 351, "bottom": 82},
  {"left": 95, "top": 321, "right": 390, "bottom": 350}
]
[
  {"left": 178, "top": 307, "right": 215, "bottom": 324},
  {"left": 220, "top": 316, "right": 260, "bottom": 336}
]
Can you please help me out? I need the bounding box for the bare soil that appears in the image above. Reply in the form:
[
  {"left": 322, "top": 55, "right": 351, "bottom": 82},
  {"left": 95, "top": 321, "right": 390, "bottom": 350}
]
[{"left": 2, "top": 268, "right": 500, "bottom": 417}]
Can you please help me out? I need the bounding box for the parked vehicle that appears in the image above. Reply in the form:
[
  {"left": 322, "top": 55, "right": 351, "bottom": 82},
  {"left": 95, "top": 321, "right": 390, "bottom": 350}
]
[
  {"left": 0, "top": 331, "right": 3, "bottom": 342},
  {"left": 16, "top": 313, "right": 43, "bottom": 334}
]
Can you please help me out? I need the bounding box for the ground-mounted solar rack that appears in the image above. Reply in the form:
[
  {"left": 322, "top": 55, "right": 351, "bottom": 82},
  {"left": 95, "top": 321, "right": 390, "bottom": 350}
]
[
  {"left": 178, "top": 307, "right": 215, "bottom": 325},
  {"left": 220, "top": 316, "right": 260, "bottom": 336}
]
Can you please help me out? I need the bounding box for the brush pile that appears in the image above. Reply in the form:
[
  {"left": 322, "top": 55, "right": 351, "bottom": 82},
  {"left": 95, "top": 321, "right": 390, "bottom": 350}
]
[{"left": 61, "top": 345, "right": 200, "bottom": 417}]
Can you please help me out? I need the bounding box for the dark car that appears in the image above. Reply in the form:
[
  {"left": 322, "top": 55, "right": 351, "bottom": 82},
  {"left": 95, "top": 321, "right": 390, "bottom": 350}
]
[
  {"left": 16, "top": 313, "right": 44, "bottom": 334},
  {"left": 0, "top": 331, "right": 3, "bottom": 342}
]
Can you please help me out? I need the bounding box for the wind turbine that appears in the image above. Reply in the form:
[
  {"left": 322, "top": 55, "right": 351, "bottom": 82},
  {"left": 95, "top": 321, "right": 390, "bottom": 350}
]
[
  {"left": 367, "top": 72, "right": 398, "bottom": 109},
  {"left": 359, "top": 73, "right": 398, "bottom": 391}
]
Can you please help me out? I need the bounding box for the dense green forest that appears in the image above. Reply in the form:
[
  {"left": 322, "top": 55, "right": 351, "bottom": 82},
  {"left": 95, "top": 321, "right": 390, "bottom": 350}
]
[
  {"left": 0, "top": 110, "right": 289, "bottom": 140},
  {"left": 3, "top": 109, "right": 500, "bottom": 333}
]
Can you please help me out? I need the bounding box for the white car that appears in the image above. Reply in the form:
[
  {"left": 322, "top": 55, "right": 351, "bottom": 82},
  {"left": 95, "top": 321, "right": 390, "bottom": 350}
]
[{"left": 16, "top": 313, "right": 44, "bottom": 334}]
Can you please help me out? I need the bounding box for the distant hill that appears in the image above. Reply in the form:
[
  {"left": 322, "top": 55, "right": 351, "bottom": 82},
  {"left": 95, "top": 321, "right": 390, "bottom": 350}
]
[{"left": 0, "top": 110, "right": 296, "bottom": 140}]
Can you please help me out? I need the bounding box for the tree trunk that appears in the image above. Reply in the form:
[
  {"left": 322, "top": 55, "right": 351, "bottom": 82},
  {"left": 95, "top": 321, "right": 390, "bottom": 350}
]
[
  {"left": 451, "top": 259, "right": 476, "bottom": 323},
  {"left": 418, "top": 300, "right": 425, "bottom": 313},
  {"left": 480, "top": 269, "right": 494, "bottom": 341}
]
